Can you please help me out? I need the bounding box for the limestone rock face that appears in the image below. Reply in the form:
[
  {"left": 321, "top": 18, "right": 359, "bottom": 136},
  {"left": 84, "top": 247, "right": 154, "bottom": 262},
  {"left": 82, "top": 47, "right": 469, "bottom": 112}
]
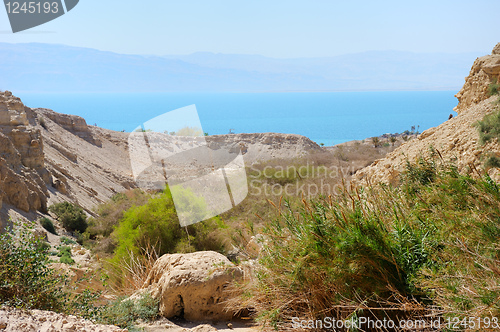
[
  {"left": 142, "top": 251, "right": 243, "bottom": 321},
  {"left": 37, "top": 108, "right": 102, "bottom": 147},
  {"left": 454, "top": 44, "right": 500, "bottom": 114},
  {"left": 0, "top": 92, "right": 48, "bottom": 215},
  {"left": 0, "top": 307, "right": 125, "bottom": 332}
]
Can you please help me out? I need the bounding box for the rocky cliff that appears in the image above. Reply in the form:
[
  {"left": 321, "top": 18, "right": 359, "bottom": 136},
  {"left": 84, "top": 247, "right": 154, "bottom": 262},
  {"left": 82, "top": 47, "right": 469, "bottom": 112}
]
[
  {"left": 355, "top": 43, "right": 500, "bottom": 185},
  {"left": 0, "top": 91, "right": 49, "bottom": 215},
  {"left": 454, "top": 43, "right": 500, "bottom": 114}
]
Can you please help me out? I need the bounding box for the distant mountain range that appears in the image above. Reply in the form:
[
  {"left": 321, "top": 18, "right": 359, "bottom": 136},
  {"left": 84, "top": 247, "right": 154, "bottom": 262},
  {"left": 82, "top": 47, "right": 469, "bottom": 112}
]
[{"left": 0, "top": 42, "right": 482, "bottom": 93}]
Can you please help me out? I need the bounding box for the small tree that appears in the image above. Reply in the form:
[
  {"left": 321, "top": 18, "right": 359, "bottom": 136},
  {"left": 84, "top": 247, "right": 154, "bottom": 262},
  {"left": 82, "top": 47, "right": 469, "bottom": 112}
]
[
  {"left": 372, "top": 137, "right": 380, "bottom": 148},
  {"left": 49, "top": 202, "right": 88, "bottom": 233},
  {"left": 389, "top": 136, "right": 397, "bottom": 147}
]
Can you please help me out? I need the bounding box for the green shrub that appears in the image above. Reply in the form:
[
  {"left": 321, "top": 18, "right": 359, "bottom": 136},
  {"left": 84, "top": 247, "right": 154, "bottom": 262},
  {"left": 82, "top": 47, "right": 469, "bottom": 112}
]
[
  {"left": 57, "top": 246, "right": 72, "bottom": 257},
  {"left": 88, "top": 189, "right": 149, "bottom": 242},
  {"left": 0, "top": 221, "right": 65, "bottom": 311},
  {"left": 108, "top": 187, "right": 227, "bottom": 286},
  {"left": 0, "top": 221, "right": 98, "bottom": 314},
  {"left": 40, "top": 217, "right": 57, "bottom": 235},
  {"left": 488, "top": 78, "right": 500, "bottom": 96},
  {"left": 49, "top": 202, "right": 88, "bottom": 233},
  {"left": 477, "top": 109, "right": 500, "bottom": 144},
  {"left": 485, "top": 155, "right": 500, "bottom": 169},
  {"left": 100, "top": 292, "right": 159, "bottom": 328},
  {"left": 60, "top": 255, "right": 75, "bottom": 265},
  {"left": 37, "top": 240, "right": 51, "bottom": 252},
  {"left": 60, "top": 236, "right": 77, "bottom": 245},
  {"left": 57, "top": 246, "right": 74, "bottom": 265}
]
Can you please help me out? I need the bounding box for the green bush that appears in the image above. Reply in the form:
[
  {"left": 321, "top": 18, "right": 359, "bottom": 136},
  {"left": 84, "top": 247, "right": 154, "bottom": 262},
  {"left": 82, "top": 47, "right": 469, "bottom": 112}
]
[
  {"left": 60, "top": 236, "right": 77, "bottom": 245},
  {"left": 111, "top": 188, "right": 225, "bottom": 257},
  {"left": 40, "top": 217, "right": 57, "bottom": 235},
  {"left": 0, "top": 221, "right": 65, "bottom": 311},
  {"left": 477, "top": 109, "right": 500, "bottom": 144},
  {"left": 108, "top": 187, "right": 227, "bottom": 286},
  {"left": 49, "top": 202, "right": 88, "bottom": 233},
  {"left": 60, "top": 255, "right": 75, "bottom": 265},
  {"left": 99, "top": 292, "right": 159, "bottom": 329},
  {"left": 87, "top": 189, "right": 149, "bottom": 242},
  {"left": 57, "top": 246, "right": 72, "bottom": 257},
  {"left": 488, "top": 78, "right": 500, "bottom": 96},
  {"left": 57, "top": 246, "right": 75, "bottom": 265},
  {"left": 485, "top": 155, "right": 500, "bottom": 169},
  {"left": 0, "top": 221, "right": 99, "bottom": 316}
]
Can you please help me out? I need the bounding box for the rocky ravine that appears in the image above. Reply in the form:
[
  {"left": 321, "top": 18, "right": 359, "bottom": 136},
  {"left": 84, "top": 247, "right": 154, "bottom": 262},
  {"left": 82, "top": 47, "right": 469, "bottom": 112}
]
[
  {"left": 355, "top": 43, "right": 500, "bottom": 185},
  {"left": 0, "top": 92, "right": 322, "bottom": 227}
]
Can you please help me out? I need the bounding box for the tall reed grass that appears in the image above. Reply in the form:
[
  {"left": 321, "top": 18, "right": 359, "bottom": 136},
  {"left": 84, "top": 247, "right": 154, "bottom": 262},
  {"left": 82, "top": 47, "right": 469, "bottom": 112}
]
[{"left": 232, "top": 152, "right": 500, "bottom": 330}]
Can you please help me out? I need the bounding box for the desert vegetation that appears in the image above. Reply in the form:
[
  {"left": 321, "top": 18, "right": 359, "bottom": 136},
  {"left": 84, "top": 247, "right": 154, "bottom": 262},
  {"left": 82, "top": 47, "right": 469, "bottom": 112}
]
[
  {"left": 231, "top": 151, "right": 500, "bottom": 329},
  {"left": 49, "top": 202, "right": 88, "bottom": 233}
]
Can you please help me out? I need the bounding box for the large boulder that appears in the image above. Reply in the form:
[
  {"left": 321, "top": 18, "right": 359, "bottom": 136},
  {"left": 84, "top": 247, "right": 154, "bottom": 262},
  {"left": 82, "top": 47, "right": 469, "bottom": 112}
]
[{"left": 142, "top": 251, "right": 243, "bottom": 321}]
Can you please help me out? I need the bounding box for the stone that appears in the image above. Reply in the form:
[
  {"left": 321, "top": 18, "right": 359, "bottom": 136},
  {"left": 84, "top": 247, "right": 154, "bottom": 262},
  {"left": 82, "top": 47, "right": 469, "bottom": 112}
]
[
  {"left": 142, "top": 251, "right": 243, "bottom": 321},
  {"left": 0, "top": 308, "right": 123, "bottom": 332},
  {"left": 492, "top": 43, "right": 500, "bottom": 55},
  {"left": 454, "top": 48, "right": 500, "bottom": 114},
  {"left": 190, "top": 325, "right": 218, "bottom": 332},
  {"left": 0, "top": 92, "right": 48, "bottom": 214}
]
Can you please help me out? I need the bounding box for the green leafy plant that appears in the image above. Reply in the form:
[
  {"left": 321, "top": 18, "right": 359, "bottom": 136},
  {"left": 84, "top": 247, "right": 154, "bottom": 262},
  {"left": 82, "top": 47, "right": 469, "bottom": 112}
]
[
  {"left": 476, "top": 109, "right": 500, "bottom": 144},
  {"left": 0, "top": 221, "right": 66, "bottom": 311},
  {"left": 40, "top": 217, "right": 57, "bottom": 235},
  {"left": 49, "top": 202, "right": 88, "bottom": 233},
  {"left": 108, "top": 187, "right": 227, "bottom": 288},
  {"left": 0, "top": 221, "right": 100, "bottom": 318},
  {"left": 57, "top": 245, "right": 75, "bottom": 265},
  {"left": 60, "top": 236, "right": 77, "bottom": 245},
  {"left": 485, "top": 154, "right": 500, "bottom": 169},
  {"left": 99, "top": 292, "right": 159, "bottom": 329},
  {"left": 488, "top": 78, "right": 500, "bottom": 96}
]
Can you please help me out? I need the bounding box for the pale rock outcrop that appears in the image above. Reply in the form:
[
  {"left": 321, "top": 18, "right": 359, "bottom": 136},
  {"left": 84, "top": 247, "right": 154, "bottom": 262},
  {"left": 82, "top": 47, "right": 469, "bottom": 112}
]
[
  {"left": 142, "top": 251, "right": 243, "bottom": 321},
  {"left": 37, "top": 108, "right": 102, "bottom": 147},
  {"left": 206, "top": 132, "right": 322, "bottom": 161},
  {"left": 0, "top": 91, "right": 49, "bottom": 217},
  {"left": 454, "top": 43, "right": 500, "bottom": 114},
  {"left": 0, "top": 307, "right": 126, "bottom": 332}
]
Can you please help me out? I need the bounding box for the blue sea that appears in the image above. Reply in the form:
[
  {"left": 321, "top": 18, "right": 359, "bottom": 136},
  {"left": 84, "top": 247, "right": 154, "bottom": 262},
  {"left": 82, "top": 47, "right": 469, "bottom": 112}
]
[{"left": 17, "top": 91, "right": 458, "bottom": 146}]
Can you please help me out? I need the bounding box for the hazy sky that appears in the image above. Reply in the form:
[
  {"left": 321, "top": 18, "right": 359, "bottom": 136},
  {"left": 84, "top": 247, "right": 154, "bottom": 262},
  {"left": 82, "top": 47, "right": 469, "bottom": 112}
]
[{"left": 0, "top": 0, "right": 498, "bottom": 58}]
